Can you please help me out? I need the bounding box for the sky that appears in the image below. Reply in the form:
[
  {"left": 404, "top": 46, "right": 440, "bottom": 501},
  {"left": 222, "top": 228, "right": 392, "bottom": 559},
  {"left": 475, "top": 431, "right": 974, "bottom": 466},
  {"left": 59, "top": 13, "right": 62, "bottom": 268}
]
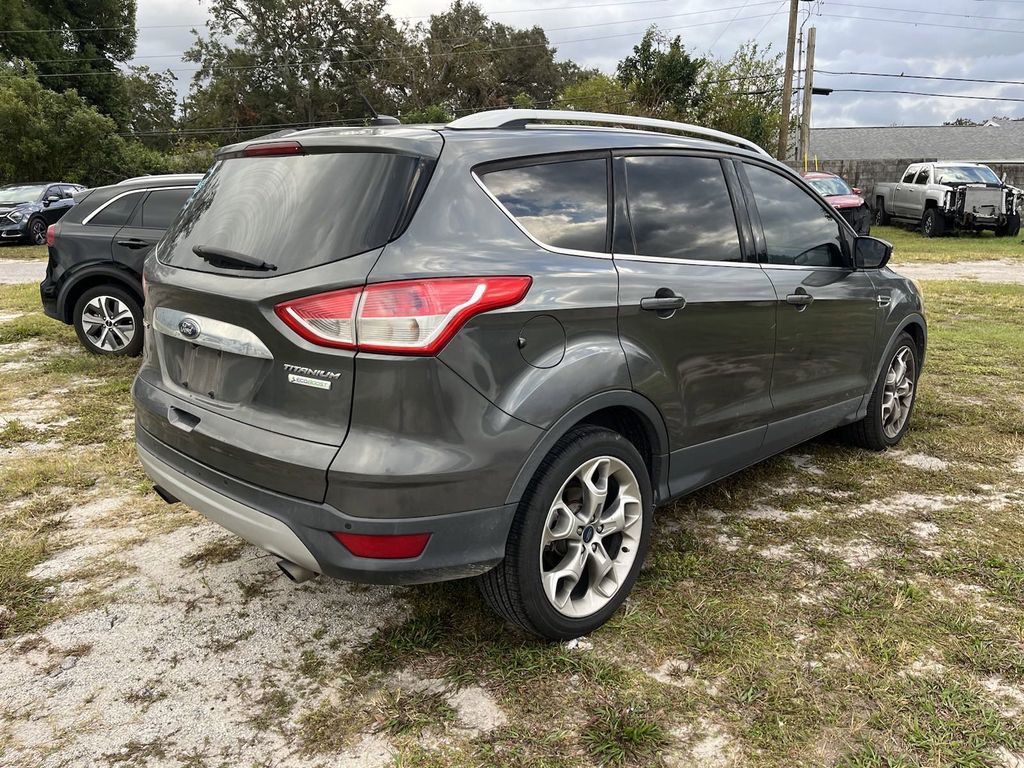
[{"left": 132, "top": 0, "right": 1024, "bottom": 128}]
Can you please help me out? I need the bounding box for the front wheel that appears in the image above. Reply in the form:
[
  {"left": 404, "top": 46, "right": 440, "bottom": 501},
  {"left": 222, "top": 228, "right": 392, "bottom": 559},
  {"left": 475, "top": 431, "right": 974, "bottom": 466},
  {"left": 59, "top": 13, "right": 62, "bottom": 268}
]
[
  {"left": 921, "top": 208, "right": 945, "bottom": 238},
  {"left": 72, "top": 285, "right": 144, "bottom": 357},
  {"left": 27, "top": 217, "right": 46, "bottom": 245},
  {"left": 842, "top": 332, "right": 920, "bottom": 451},
  {"left": 478, "top": 425, "right": 653, "bottom": 640}
]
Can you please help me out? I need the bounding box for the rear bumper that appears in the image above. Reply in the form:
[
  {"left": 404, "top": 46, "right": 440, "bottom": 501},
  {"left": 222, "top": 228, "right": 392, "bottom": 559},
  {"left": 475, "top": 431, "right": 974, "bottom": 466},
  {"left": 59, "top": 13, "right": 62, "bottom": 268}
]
[{"left": 136, "top": 426, "right": 517, "bottom": 585}]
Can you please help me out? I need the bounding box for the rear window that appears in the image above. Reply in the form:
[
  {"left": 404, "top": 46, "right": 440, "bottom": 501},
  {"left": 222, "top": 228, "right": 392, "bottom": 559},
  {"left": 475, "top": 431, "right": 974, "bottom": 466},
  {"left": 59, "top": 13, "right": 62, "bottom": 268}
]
[
  {"left": 479, "top": 158, "right": 609, "bottom": 253},
  {"left": 141, "top": 188, "right": 193, "bottom": 230},
  {"left": 159, "top": 152, "right": 422, "bottom": 276}
]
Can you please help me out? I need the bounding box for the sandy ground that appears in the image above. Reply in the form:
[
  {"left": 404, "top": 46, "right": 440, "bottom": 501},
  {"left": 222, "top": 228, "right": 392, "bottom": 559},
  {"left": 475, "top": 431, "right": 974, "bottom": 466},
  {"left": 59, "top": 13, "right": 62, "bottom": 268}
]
[
  {"left": 0, "top": 260, "right": 46, "bottom": 285},
  {"left": 894, "top": 259, "right": 1024, "bottom": 284}
]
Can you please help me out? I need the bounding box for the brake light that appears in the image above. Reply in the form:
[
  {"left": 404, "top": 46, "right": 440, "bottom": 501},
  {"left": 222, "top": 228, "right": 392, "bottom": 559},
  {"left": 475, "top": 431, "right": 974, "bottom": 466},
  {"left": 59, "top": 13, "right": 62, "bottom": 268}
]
[
  {"left": 45, "top": 224, "right": 56, "bottom": 246},
  {"left": 275, "top": 276, "right": 531, "bottom": 355},
  {"left": 242, "top": 141, "right": 304, "bottom": 158},
  {"left": 333, "top": 532, "right": 431, "bottom": 559}
]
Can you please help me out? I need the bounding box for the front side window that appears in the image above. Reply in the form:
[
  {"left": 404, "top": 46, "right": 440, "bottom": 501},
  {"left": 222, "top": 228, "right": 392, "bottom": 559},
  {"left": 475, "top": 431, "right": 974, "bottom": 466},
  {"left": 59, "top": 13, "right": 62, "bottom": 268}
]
[
  {"left": 623, "top": 155, "right": 741, "bottom": 262},
  {"left": 745, "top": 165, "right": 845, "bottom": 268},
  {"left": 479, "top": 158, "right": 608, "bottom": 253},
  {"left": 141, "top": 188, "right": 193, "bottom": 230},
  {"left": 89, "top": 192, "right": 144, "bottom": 227}
]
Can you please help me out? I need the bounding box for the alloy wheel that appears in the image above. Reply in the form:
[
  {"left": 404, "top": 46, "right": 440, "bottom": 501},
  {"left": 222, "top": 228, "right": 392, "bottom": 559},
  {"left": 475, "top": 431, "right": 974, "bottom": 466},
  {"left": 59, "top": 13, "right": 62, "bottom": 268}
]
[
  {"left": 881, "top": 345, "right": 916, "bottom": 438},
  {"left": 30, "top": 220, "right": 46, "bottom": 245},
  {"left": 539, "top": 456, "right": 643, "bottom": 618},
  {"left": 81, "top": 295, "right": 136, "bottom": 352}
]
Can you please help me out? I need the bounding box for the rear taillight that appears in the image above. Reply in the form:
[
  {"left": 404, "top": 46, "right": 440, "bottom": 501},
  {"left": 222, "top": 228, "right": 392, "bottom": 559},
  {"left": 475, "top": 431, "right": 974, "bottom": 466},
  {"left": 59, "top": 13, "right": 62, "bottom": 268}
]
[
  {"left": 45, "top": 224, "right": 56, "bottom": 246},
  {"left": 275, "top": 276, "right": 531, "bottom": 356},
  {"left": 333, "top": 532, "right": 431, "bottom": 559}
]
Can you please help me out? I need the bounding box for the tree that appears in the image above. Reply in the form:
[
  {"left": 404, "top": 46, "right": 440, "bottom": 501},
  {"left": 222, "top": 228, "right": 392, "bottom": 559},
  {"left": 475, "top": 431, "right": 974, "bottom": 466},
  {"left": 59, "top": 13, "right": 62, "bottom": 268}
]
[
  {"left": 0, "top": 0, "right": 137, "bottom": 126},
  {"left": 616, "top": 27, "right": 704, "bottom": 119},
  {"left": 695, "top": 42, "right": 783, "bottom": 149},
  {"left": 122, "top": 66, "right": 178, "bottom": 149},
  {"left": 559, "top": 74, "right": 633, "bottom": 113}
]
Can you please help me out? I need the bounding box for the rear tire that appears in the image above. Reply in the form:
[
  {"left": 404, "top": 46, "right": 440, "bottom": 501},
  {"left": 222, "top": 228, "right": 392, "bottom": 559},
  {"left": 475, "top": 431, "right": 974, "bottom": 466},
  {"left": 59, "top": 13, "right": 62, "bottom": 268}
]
[
  {"left": 995, "top": 214, "right": 1020, "bottom": 237},
  {"left": 72, "top": 285, "right": 144, "bottom": 357},
  {"left": 842, "top": 332, "right": 919, "bottom": 451},
  {"left": 853, "top": 204, "right": 872, "bottom": 236},
  {"left": 921, "top": 208, "right": 944, "bottom": 238},
  {"left": 478, "top": 425, "right": 653, "bottom": 640}
]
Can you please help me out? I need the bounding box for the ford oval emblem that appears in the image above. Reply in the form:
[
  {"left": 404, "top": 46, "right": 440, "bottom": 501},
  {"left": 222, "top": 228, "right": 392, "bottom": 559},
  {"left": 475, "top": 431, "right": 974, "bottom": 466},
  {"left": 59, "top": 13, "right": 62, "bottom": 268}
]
[{"left": 178, "top": 318, "right": 201, "bottom": 339}]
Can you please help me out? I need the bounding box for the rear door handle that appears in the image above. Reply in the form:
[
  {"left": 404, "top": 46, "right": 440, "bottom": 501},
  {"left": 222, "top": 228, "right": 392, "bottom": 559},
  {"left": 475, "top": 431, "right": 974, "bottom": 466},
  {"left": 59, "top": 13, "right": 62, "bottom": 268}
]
[
  {"left": 117, "top": 238, "right": 150, "bottom": 249},
  {"left": 786, "top": 291, "right": 814, "bottom": 308},
  {"left": 640, "top": 290, "right": 686, "bottom": 316}
]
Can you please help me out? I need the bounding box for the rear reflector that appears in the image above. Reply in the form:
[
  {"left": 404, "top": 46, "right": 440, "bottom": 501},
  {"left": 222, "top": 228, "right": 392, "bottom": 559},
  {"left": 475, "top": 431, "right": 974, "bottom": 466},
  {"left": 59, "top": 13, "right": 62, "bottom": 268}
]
[
  {"left": 333, "top": 532, "right": 431, "bottom": 559},
  {"left": 275, "top": 276, "right": 531, "bottom": 355},
  {"left": 45, "top": 224, "right": 56, "bottom": 246},
  {"left": 242, "top": 140, "right": 305, "bottom": 158}
]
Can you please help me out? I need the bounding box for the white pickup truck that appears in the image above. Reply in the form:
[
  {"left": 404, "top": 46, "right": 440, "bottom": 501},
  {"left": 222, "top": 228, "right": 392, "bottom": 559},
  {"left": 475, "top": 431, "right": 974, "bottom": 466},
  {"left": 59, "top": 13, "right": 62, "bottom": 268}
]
[{"left": 872, "top": 162, "right": 1022, "bottom": 237}]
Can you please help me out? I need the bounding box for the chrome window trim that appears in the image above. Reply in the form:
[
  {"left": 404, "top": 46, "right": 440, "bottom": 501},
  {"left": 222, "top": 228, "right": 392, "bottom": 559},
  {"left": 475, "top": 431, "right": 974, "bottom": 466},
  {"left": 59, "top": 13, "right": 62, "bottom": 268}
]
[
  {"left": 82, "top": 185, "right": 192, "bottom": 226},
  {"left": 613, "top": 253, "right": 762, "bottom": 269},
  {"left": 471, "top": 171, "right": 613, "bottom": 260},
  {"left": 153, "top": 307, "right": 274, "bottom": 360}
]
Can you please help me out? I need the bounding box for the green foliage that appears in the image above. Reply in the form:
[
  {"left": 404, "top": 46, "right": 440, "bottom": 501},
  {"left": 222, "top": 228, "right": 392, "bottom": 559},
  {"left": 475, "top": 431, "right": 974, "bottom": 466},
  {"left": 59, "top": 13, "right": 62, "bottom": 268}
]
[
  {"left": 616, "top": 27, "right": 705, "bottom": 119},
  {"left": 695, "top": 41, "right": 783, "bottom": 150},
  {"left": 0, "top": 0, "right": 138, "bottom": 126},
  {"left": 400, "top": 104, "right": 454, "bottom": 124},
  {"left": 559, "top": 74, "right": 633, "bottom": 113}
]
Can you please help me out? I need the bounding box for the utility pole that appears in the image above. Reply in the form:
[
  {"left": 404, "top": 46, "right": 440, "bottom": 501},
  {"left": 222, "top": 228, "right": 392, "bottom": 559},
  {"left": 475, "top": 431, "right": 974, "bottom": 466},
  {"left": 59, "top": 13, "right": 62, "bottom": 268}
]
[
  {"left": 776, "top": 0, "right": 800, "bottom": 160},
  {"left": 799, "top": 26, "right": 816, "bottom": 170}
]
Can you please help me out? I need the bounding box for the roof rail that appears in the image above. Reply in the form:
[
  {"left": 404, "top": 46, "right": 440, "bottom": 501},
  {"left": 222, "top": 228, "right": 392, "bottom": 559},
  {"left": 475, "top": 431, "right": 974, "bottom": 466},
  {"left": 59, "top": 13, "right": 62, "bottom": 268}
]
[
  {"left": 446, "top": 109, "right": 770, "bottom": 157},
  {"left": 117, "top": 173, "right": 205, "bottom": 185}
]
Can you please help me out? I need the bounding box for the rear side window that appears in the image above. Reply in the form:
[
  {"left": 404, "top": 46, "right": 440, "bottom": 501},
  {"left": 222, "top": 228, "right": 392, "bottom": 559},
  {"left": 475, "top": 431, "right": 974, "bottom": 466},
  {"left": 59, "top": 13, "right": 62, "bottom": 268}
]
[
  {"left": 141, "top": 188, "right": 193, "bottom": 230},
  {"left": 479, "top": 158, "right": 608, "bottom": 253},
  {"left": 89, "top": 192, "right": 144, "bottom": 227},
  {"left": 745, "top": 165, "right": 845, "bottom": 268},
  {"left": 623, "top": 155, "right": 741, "bottom": 262},
  {"left": 902, "top": 168, "right": 918, "bottom": 184},
  {"left": 160, "top": 153, "right": 422, "bottom": 276}
]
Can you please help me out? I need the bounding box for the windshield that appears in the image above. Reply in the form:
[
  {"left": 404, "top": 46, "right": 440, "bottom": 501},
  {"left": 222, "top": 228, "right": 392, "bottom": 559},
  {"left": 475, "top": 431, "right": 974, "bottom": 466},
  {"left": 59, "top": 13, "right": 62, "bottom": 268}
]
[
  {"left": 936, "top": 166, "right": 1001, "bottom": 185},
  {"left": 159, "top": 152, "right": 423, "bottom": 277},
  {"left": 806, "top": 176, "right": 853, "bottom": 197},
  {"left": 0, "top": 184, "right": 46, "bottom": 205}
]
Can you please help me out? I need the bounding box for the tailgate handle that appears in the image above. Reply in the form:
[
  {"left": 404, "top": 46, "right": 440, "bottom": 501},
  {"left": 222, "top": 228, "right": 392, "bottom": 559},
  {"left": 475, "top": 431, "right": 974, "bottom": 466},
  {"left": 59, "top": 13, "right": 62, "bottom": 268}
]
[{"left": 167, "top": 406, "right": 200, "bottom": 433}]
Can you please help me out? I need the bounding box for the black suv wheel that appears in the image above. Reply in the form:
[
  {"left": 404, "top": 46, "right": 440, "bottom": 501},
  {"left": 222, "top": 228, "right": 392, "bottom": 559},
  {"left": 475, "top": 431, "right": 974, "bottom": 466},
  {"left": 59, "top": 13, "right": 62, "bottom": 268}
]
[
  {"left": 72, "top": 285, "right": 143, "bottom": 356},
  {"left": 478, "top": 425, "right": 653, "bottom": 640}
]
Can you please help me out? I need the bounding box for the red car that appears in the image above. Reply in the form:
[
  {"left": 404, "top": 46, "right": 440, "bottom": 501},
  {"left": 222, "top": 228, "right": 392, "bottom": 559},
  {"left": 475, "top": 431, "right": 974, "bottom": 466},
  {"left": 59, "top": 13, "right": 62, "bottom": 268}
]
[{"left": 802, "top": 171, "right": 871, "bottom": 235}]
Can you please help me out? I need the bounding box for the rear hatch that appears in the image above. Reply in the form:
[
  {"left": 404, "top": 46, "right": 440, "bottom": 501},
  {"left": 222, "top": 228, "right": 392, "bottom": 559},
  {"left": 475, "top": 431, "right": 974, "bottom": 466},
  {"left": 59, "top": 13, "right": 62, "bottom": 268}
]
[{"left": 135, "top": 129, "right": 441, "bottom": 502}]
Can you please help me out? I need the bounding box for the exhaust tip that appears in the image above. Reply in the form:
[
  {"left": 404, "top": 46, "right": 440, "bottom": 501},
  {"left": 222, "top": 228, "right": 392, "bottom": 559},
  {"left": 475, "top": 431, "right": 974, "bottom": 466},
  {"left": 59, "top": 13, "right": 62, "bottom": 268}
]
[
  {"left": 277, "top": 559, "right": 316, "bottom": 584},
  {"left": 153, "top": 485, "right": 180, "bottom": 505}
]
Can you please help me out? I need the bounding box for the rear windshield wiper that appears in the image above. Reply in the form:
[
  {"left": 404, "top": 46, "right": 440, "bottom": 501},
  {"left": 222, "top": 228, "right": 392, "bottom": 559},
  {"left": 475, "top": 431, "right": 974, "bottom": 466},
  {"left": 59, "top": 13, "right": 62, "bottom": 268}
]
[{"left": 192, "top": 244, "right": 277, "bottom": 272}]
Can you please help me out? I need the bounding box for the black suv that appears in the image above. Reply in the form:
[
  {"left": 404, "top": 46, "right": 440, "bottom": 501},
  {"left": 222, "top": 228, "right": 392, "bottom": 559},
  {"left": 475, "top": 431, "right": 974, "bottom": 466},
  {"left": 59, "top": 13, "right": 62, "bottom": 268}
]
[
  {"left": 133, "top": 111, "right": 926, "bottom": 640},
  {"left": 0, "top": 182, "right": 84, "bottom": 245},
  {"left": 40, "top": 174, "right": 201, "bottom": 355}
]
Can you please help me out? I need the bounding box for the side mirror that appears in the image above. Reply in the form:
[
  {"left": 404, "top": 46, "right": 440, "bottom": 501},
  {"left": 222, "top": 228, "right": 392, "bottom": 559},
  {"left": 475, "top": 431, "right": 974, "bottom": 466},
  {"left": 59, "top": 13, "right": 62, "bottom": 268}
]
[
  {"left": 852, "top": 187, "right": 862, "bottom": 195},
  {"left": 44, "top": 194, "right": 60, "bottom": 205},
  {"left": 855, "top": 236, "right": 892, "bottom": 270}
]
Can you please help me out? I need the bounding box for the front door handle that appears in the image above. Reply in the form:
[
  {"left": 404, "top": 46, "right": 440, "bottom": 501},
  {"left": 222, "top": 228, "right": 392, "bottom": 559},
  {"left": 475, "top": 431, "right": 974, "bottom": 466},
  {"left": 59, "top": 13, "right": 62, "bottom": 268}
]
[
  {"left": 640, "top": 289, "right": 686, "bottom": 317},
  {"left": 786, "top": 289, "right": 814, "bottom": 308},
  {"left": 117, "top": 238, "right": 150, "bottom": 249}
]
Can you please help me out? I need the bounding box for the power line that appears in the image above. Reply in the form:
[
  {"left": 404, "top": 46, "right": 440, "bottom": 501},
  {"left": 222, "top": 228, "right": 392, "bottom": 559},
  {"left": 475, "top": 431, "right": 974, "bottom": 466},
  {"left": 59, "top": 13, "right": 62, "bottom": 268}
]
[
  {"left": 829, "top": 88, "right": 1024, "bottom": 103},
  {"left": 817, "top": 69, "right": 1024, "bottom": 88},
  {"left": 820, "top": 12, "right": 1024, "bottom": 34},
  {"left": 828, "top": 0, "right": 1024, "bottom": 23},
  {"left": 0, "top": 0, "right": 673, "bottom": 35},
  {"left": 12, "top": 2, "right": 778, "bottom": 67},
  {"left": 24, "top": 11, "right": 786, "bottom": 79}
]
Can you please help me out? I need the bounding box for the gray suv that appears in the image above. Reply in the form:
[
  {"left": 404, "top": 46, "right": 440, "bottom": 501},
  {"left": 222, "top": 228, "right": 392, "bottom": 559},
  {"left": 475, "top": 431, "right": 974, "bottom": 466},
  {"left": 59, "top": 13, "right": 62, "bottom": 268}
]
[{"left": 133, "top": 110, "right": 926, "bottom": 640}]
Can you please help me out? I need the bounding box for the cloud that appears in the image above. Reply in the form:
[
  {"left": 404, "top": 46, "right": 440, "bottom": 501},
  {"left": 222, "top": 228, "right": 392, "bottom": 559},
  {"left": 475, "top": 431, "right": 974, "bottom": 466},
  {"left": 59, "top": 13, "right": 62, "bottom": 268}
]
[{"left": 131, "top": 0, "right": 1024, "bottom": 126}]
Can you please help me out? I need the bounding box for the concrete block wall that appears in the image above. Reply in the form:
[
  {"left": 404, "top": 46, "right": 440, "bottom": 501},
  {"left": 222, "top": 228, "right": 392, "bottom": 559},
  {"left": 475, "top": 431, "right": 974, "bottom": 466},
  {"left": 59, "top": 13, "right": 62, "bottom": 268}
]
[{"left": 785, "top": 158, "right": 1024, "bottom": 208}]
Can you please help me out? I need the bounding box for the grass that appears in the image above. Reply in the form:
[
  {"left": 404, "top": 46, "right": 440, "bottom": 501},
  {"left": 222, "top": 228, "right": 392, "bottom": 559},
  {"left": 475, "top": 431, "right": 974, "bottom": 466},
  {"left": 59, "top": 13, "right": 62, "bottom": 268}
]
[
  {"left": 0, "top": 243, "right": 47, "bottom": 261},
  {"left": 2, "top": 257, "right": 1024, "bottom": 766},
  {"left": 877, "top": 224, "right": 1024, "bottom": 264}
]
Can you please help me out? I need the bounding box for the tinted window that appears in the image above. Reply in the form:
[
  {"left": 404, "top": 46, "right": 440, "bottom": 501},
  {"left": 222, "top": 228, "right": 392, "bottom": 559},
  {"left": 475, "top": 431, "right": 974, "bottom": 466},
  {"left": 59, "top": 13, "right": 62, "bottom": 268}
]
[
  {"left": 480, "top": 158, "right": 608, "bottom": 253},
  {"left": 58, "top": 185, "right": 75, "bottom": 199},
  {"left": 914, "top": 168, "right": 930, "bottom": 185},
  {"left": 623, "top": 155, "right": 740, "bottom": 262},
  {"left": 160, "top": 153, "right": 422, "bottom": 276},
  {"left": 141, "top": 188, "right": 193, "bottom": 229},
  {"left": 746, "top": 165, "right": 845, "bottom": 268},
  {"left": 89, "top": 192, "right": 144, "bottom": 227},
  {"left": 901, "top": 168, "right": 918, "bottom": 184}
]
